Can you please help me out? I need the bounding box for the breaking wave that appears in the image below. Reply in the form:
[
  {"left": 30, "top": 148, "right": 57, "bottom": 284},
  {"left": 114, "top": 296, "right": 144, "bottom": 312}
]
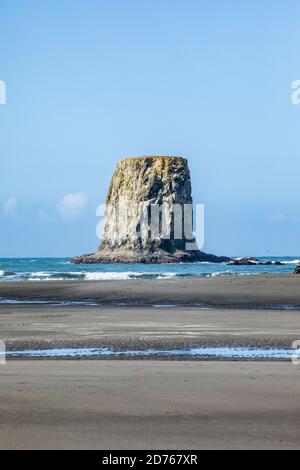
[
  {"left": 0, "top": 270, "right": 16, "bottom": 277},
  {"left": 0, "top": 270, "right": 180, "bottom": 281},
  {"left": 281, "top": 259, "right": 300, "bottom": 264},
  {"left": 0, "top": 256, "right": 299, "bottom": 282}
]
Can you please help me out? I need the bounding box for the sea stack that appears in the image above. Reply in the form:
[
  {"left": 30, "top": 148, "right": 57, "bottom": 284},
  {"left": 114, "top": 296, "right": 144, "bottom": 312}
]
[{"left": 72, "top": 156, "right": 228, "bottom": 264}]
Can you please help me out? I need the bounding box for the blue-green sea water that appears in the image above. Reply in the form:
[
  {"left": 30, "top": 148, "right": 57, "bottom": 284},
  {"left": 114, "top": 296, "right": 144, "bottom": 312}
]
[{"left": 0, "top": 257, "right": 299, "bottom": 281}]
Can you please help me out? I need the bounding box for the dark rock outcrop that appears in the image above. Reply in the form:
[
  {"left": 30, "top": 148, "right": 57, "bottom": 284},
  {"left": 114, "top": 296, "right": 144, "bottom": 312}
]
[
  {"left": 228, "top": 257, "right": 283, "bottom": 266},
  {"left": 294, "top": 264, "right": 300, "bottom": 274},
  {"left": 72, "top": 156, "right": 229, "bottom": 264}
]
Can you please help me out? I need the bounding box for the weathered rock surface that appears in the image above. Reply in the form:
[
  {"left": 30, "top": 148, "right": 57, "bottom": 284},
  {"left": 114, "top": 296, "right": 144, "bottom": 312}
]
[
  {"left": 72, "top": 156, "right": 228, "bottom": 264},
  {"left": 294, "top": 264, "right": 300, "bottom": 274}
]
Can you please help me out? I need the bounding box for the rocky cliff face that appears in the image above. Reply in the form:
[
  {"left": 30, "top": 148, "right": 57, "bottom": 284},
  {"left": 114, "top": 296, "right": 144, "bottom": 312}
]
[{"left": 72, "top": 156, "right": 228, "bottom": 263}]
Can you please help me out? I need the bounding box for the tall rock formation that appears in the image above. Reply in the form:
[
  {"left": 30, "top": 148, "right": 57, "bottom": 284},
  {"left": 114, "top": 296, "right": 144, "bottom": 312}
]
[{"left": 72, "top": 156, "right": 228, "bottom": 263}]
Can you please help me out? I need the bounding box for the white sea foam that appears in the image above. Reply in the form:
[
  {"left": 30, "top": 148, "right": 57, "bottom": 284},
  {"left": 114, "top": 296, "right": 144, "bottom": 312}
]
[
  {"left": 31, "top": 271, "right": 50, "bottom": 276},
  {"left": 281, "top": 259, "right": 300, "bottom": 264},
  {"left": 84, "top": 271, "right": 134, "bottom": 280},
  {"left": 26, "top": 271, "right": 84, "bottom": 281},
  {"left": 157, "top": 273, "right": 177, "bottom": 279},
  {"left": 0, "top": 270, "right": 15, "bottom": 277},
  {"left": 84, "top": 271, "right": 177, "bottom": 280},
  {"left": 211, "top": 270, "right": 234, "bottom": 277},
  {"left": 0, "top": 270, "right": 180, "bottom": 282}
]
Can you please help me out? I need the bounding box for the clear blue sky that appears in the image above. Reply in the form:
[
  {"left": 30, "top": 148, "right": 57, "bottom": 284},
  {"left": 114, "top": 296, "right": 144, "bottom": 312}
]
[{"left": 1, "top": 0, "right": 300, "bottom": 257}]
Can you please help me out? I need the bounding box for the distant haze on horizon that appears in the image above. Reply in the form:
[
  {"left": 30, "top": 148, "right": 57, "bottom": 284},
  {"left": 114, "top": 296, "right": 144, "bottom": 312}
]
[{"left": 1, "top": 0, "right": 300, "bottom": 257}]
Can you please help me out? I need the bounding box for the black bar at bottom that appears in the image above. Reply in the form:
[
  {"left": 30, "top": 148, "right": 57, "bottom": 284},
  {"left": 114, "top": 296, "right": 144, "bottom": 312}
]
[{"left": 0, "top": 450, "right": 297, "bottom": 466}]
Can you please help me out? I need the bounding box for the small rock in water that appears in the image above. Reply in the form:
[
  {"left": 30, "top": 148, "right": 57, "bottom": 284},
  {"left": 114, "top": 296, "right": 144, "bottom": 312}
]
[
  {"left": 228, "top": 257, "right": 283, "bottom": 266},
  {"left": 294, "top": 264, "right": 300, "bottom": 274}
]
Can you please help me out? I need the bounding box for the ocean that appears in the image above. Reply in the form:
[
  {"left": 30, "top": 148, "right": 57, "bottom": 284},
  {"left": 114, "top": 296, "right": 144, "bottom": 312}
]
[{"left": 0, "top": 256, "right": 299, "bottom": 281}]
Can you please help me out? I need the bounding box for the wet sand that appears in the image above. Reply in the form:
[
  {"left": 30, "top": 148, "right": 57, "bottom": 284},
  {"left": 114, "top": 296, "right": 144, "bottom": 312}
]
[
  {"left": 1, "top": 304, "right": 300, "bottom": 353},
  {"left": 1, "top": 276, "right": 300, "bottom": 448},
  {"left": 0, "top": 360, "right": 299, "bottom": 449},
  {"left": 0, "top": 275, "right": 300, "bottom": 308}
]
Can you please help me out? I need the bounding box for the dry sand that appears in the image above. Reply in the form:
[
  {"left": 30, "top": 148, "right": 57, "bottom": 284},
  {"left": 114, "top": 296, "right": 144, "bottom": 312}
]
[{"left": 0, "top": 360, "right": 299, "bottom": 449}]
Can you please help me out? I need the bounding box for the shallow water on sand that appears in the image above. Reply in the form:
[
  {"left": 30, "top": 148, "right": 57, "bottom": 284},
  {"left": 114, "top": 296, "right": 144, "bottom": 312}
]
[{"left": 6, "top": 346, "right": 295, "bottom": 359}]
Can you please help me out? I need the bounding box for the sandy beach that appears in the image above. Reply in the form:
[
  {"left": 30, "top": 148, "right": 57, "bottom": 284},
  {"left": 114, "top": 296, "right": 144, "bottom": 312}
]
[
  {"left": 1, "top": 275, "right": 300, "bottom": 355},
  {"left": 1, "top": 276, "right": 300, "bottom": 448},
  {"left": 0, "top": 360, "right": 299, "bottom": 449},
  {"left": 1, "top": 275, "right": 300, "bottom": 308},
  {"left": 1, "top": 303, "right": 300, "bottom": 354}
]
